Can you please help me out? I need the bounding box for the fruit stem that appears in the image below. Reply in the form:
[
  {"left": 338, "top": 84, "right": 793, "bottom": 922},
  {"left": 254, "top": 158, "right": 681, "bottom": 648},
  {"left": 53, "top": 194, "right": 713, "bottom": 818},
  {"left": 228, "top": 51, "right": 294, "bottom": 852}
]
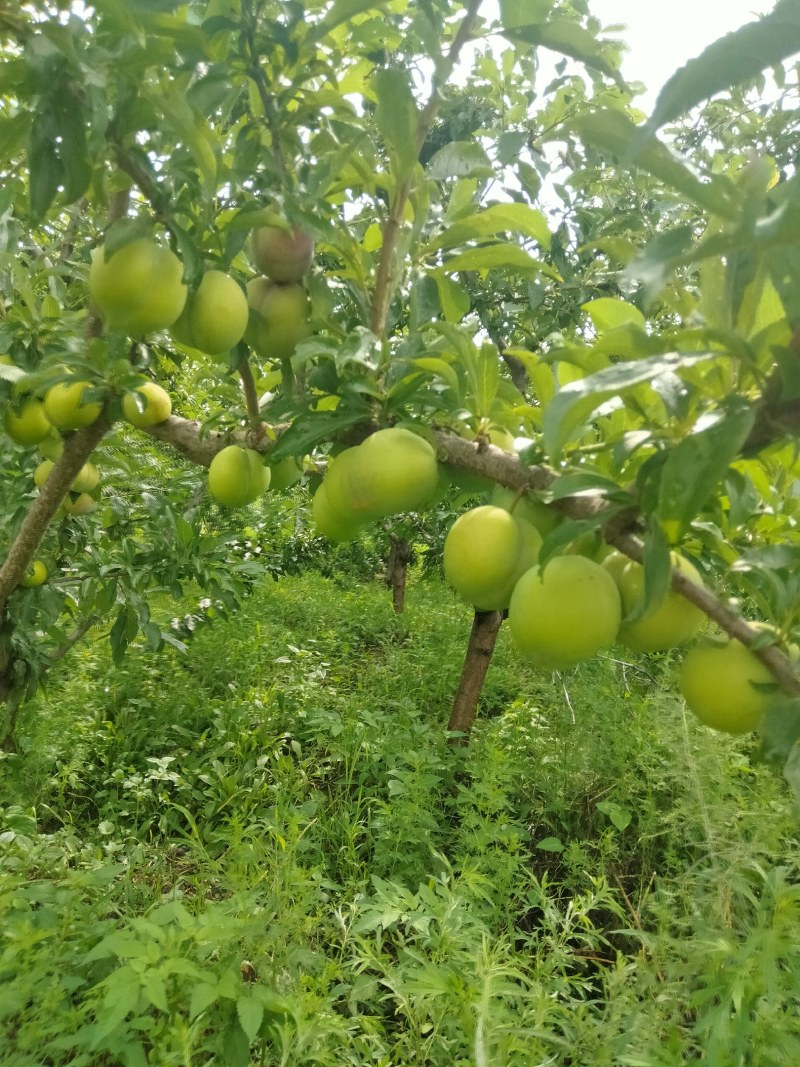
[{"left": 506, "top": 486, "right": 528, "bottom": 514}]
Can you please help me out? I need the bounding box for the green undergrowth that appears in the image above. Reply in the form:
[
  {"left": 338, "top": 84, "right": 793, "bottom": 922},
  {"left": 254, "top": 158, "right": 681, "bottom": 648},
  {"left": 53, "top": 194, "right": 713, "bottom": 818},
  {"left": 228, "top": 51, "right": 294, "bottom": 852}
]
[{"left": 1, "top": 572, "right": 799, "bottom": 1066}]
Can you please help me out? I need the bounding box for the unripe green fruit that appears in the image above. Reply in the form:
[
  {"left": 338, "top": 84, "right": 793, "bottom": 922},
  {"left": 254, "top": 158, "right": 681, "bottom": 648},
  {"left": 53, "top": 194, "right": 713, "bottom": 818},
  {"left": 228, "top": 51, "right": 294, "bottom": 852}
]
[
  {"left": 444, "top": 505, "right": 541, "bottom": 610},
  {"left": 20, "top": 560, "right": 47, "bottom": 587},
  {"left": 123, "top": 382, "right": 172, "bottom": 427},
  {"left": 245, "top": 279, "right": 311, "bottom": 361},
  {"left": 311, "top": 483, "right": 362, "bottom": 542},
  {"left": 490, "top": 486, "right": 562, "bottom": 537},
  {"left": 38, "top": 429, "right": 64, "bottom": 461},
  {"left": 72, "top": 461, "right": 100, "bottom": 493},
  {"left": 444, "top": 464, "right": 494, "bottom": 495},
  {"left": 251, "top": 225, "right": 314, "bottom": 283},
  {"left": 679, "top": 638, "right": 776, "bottom": 734},
  {"left": 4, "top": 398, "right": 52, "bottom": 445},
  {"left": 171, "top": 271, "right": 249, "bottom": 356},
  {"left": 617, "top": 554, "right": 705, "bottom": 653},
  {"left": 35, "top": 458, "right": 100, "bottom": 493},
  {"left": 43, "top": 381, "right": 102, "bottom": 430},
  {"left": 208, "top": 445, "right": 270, "bottom": 507},
  {"left": 89, "top": 238, "right": 187, "bottom": 334},
  {"left": 33, "top": 459, "right": 54, "bottom": 487},
  {"left": 63, "top": 492, "right": 98, "bottom": 516},
  {"left": 268, "top": 455, "right": 304, "bottom": 492},
  {"left": 507, "top": 518, "right": 544, "bottom": 595},
  {"left": 340, "top": 428, "right": 439, "bottom": 522},
  {"left": 313, "top": 448, "right": 364, "bottom": 534},
  {"left": 599, "top": 548, "right": 631, "bottom": 588},
  {"left": 508, "top": 555, "right": 622, "bottom": 669}
]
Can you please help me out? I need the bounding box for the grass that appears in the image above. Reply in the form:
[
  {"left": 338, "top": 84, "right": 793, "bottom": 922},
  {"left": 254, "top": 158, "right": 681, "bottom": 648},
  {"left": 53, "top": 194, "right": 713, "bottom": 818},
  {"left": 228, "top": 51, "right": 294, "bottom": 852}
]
[{"left": 1, "top": 569, "right": 799, "bottom": 1065}]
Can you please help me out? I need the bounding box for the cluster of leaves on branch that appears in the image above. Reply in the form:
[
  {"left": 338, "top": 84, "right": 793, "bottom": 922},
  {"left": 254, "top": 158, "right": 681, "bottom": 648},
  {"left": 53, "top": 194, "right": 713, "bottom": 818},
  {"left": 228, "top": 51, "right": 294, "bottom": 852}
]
[{"left": 2, "top": 0, "right": 800, "bottom": 783}]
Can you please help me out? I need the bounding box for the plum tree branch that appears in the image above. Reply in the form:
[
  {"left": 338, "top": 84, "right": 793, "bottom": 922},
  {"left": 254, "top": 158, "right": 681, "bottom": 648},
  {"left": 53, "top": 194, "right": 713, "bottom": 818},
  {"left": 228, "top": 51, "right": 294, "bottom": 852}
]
[
  {"left": 0, "top": 413, "right": 113, "bottom": 616},
  {"left": 141, "top": 411, "right": 800, "bottom": 696},
  {"left": 605, "top": 531, "right": 800, "bottom": 698},
  {"left": 0, "top": 190, "right": 129, "bottom": 618},
  {"left": 239, "top": 359, "right": 262, "bottom": 423}
]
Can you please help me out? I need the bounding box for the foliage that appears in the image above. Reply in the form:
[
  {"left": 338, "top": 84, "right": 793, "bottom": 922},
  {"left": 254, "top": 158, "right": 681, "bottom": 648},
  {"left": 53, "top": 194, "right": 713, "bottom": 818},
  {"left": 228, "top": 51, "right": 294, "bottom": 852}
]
[
  {"left": 1, "top": 0, "right": 800, "bottom": 752},
  {"left": 2, "top": 574, "right": 799, "bottom": 1065}
]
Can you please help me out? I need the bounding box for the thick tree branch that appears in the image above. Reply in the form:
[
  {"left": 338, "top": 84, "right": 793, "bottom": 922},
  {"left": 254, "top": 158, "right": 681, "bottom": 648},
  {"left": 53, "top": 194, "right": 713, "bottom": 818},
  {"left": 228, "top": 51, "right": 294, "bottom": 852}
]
[
  {"left": 142, "top": 412, "right": 800, "bottom": 695},
  {"left": 143, "top": 414, "right": 230, "bottom": 466},
  {"left": 607, "top": 531, "right": 800, "bottom": 696},
  {"left": 49, "top": 614, "right": 102, "bottom": 665},
  {"left": 0, "top": 413, "right": 113, "bottom": 615}
]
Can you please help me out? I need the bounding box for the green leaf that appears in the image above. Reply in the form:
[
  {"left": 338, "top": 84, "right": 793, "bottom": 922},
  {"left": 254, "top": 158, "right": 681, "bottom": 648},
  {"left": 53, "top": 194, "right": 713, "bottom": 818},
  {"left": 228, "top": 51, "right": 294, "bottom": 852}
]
[
  {"left": 582, "top": 297, "right": 645, "bottom": 333},
  {"left": 222, "top": 1020, "right": 250, "bottom": 1067},
  {"left": 314, "top": 0, "right": 389, "bottom": 36},
  {"left": 536, "top": 836, "right": 564, "bottom": 852},
  {"left": 443, "top": 242, "right": 558, "bottom": 278},
  {"left": 55, "top": 94, "right": 91, "bottom": 204},
  {"left": 411, "top": 357, "right": 461, "bottom": 395},
  {"left": 498, "top": 0, "right": 554, "bottom": 31},
  {"left": 596, "top": 800, "right": 632, "bottom": 831},
  {"left": 425, "top": 141, "right": 493, "bottom": 180},
  {"left": 760, "top": 697, "right": 800, "bottom": 765},
  {"left": 646, "top": 0, "right": 800, "bottom": 134},
  {"left": 503, "top": 18, "right": 622, "bottom": 82},
  {"left": 28, "top": 113, "right": 61, "bottom": 222},
  {"left": 237, "top": 995, "right": 265, "bottom": 1042},
  {"left": 426, "top": 202, "right": 550, "bottom": 252},
  {"left": 468, "top": 345, "right": 501, "bottom": 419},
  {"left": 635, "top": 518, "right": 673, "bottom": 625},
  {"left": 141, "top": 971, "right": 168, "bottom": 1013},
  {"left": 0, "top": 112, "right": 32, "bottom": 162},
  {"left": 539, "top": 520, "right": 601, "bottom": 567},
  {"left": 549, "top": 472, "right": 630, "bottom": 502},
  {"left": 267, "top": 405, "right": 371, "bottom": 462},
  {"left": 0, "top": 363, "right": 25, "bottom": 383},
  {"left": 627, "top": 225, "right": 696, "bottom": 305},
  {"left": 92, "top": 966, "right": 141, "bottom": 1045},
  {"left": 657, "top": 405, "right": 756, "bottom": 542},
  {"left": 373, "top": 68, "right": 418, "bottom": 182},
  {"left": 189, "top": 982, "right": 219, "bottom": 1019},
  {"left": 542, "top": 351, "right": 717, "bottom": 461},
  {"left": 432, "top": 272, "right": 470, "bottom": 323}
]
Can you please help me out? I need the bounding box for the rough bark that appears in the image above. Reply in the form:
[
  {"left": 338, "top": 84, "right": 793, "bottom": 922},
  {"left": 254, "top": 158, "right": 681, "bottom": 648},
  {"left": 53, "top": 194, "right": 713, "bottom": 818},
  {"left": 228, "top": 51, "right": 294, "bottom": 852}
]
[
  {"left": 385, "top": 537, "right": 412, "bottom": 614},
  {"left": 448, "top": 610, "right": 504, "bottom": 742},
  {"left": 0, "top": 413, "right": 113, "bottom": 615}
]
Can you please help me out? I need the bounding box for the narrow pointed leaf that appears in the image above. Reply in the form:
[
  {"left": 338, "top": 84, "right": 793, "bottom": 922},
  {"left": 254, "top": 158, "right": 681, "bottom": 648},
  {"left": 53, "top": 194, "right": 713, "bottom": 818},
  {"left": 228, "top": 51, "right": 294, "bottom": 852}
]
[
  {"left": 542, "top": 351, "right": 717, "bottom": 461},
  {"left": 657, "top": 405, "right": 755, "bottom": 541},
  {"left": 646, "top": 0, "right": 800, "bottom": 134}
]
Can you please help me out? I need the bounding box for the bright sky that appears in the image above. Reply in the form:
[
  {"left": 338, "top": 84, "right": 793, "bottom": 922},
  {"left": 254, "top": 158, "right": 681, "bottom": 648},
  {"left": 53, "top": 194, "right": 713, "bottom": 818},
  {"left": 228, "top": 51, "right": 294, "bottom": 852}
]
[{"left": 590, "top": 0, "right": 771, "bottom": 106}]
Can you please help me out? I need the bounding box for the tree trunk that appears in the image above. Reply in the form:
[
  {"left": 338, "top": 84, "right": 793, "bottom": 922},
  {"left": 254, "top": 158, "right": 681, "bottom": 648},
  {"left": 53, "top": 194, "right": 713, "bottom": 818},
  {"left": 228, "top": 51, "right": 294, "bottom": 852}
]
[
  {"left": 448, "top": 609, "right": 503, "bottom": 742},
  {"left": 385, "top": 537, "right": 412, "bottom": 614}
]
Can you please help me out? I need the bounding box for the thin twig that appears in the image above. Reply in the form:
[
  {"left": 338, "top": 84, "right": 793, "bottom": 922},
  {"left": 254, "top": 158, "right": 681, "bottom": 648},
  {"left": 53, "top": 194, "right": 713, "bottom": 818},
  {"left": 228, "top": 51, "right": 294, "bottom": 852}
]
[
  {"left": 369, "top": 0, "right": 484, "bottom": 340},
  {"left": 239, "top": 359, "right": 262, "bottom": 422},
  {"left": 242, "top": 0, "right": 288, "bottom": 181}
]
